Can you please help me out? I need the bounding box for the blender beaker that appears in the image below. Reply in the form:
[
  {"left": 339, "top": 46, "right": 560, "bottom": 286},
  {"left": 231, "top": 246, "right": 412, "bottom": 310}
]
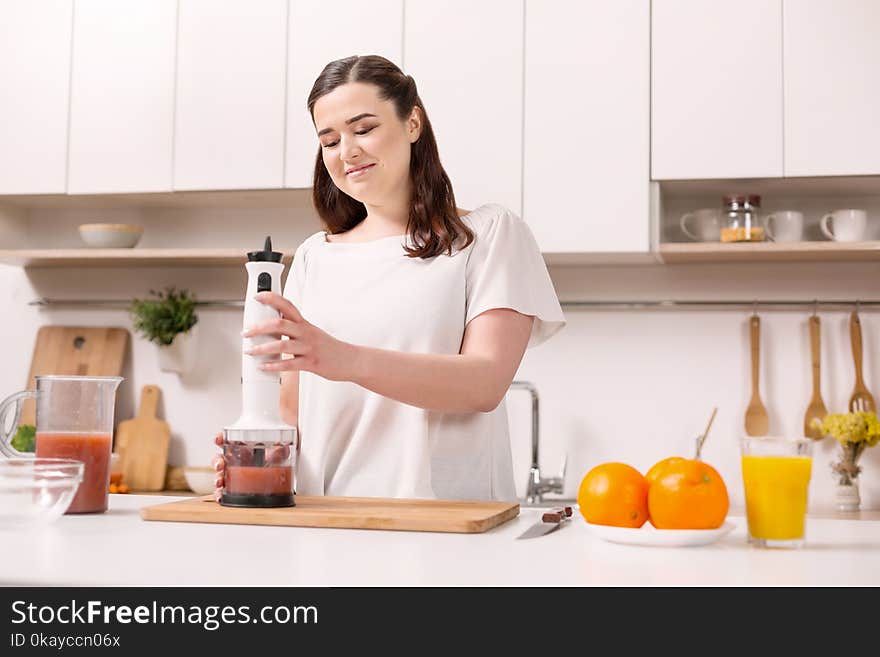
[
  {"left": 221, "top": 428, "right": 297, "bottom": 508},
  {"left": 0, "top": 375, "right": 123, "bottom": 513}
]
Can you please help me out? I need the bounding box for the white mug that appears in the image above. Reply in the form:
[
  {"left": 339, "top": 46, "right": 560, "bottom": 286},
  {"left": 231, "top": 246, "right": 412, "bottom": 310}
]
[
  {"left": 821, "top": 209, "right": 867, "bottom": 242},
  {"left": 680, "top": 208, "right": 722, "bottom": 242},
  {"left": 763, "top": 210, "right": 804, "bottom": 243}
]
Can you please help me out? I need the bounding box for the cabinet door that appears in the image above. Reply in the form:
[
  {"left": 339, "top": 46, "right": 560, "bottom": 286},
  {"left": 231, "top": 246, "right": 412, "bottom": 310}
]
[
  {"left": 651, "top": 0, "right": 783, "bottom": 179},
  {"left": 286, "top": 0, "right": 403, "bottom": 189},
  {"left": 524, "top": 0, "right": 649, "bottom": 253},
  {"left": 68, "top": 0, "right": 176, "bottom": 194},
  {"left": 784, "top": 0, "right": 880, "bottom": 176},
  {"left": 0, "top": 1, "right": 72, "bottom": 195},
  {"left": 175, "top": 0, "right": 287, "bottom": 190},
  {"left": 404, "top": 0, "right": 523, "bottom": 214}
]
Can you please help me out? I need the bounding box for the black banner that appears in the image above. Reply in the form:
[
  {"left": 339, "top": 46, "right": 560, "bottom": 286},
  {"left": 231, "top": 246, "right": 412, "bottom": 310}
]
[{"left": 0, "top": 585, "right": 829, "bottom": 652}]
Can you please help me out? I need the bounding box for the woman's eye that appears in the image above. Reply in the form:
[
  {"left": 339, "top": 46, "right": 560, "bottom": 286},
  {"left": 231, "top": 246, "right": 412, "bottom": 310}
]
[
  {"left": 354, "top": 126, "right": 376, "bottom": 136},
  {"left": 322, "top": 141, "right": 339, "bottom": 149}
]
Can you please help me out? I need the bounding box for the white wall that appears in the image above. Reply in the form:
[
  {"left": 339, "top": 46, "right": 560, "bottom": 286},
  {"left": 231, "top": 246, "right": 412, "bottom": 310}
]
[{"left": 1, "top": 204, "right": 878, "bottom": 512}]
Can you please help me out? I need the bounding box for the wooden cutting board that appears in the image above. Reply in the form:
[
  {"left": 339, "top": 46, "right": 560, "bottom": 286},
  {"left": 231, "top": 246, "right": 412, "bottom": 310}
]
[
  {"left": 21, "top": 326, "right": 129, "bottom": 426},
  {"left": 141, "top": 495, "right": 520, "bottom": 534},
  {"left": 117, "top": 385, "right": 171, "bottom": 491}
]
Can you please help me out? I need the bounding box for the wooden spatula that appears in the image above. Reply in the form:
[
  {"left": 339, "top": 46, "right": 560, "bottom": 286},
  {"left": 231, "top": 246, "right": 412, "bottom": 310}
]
[
  {"left": 745, "top": 315, "right": 769, "bottom": 436},
  {"left": 117, "top": 385, "right": 171, "bottom": 491},
  {"left": 848, "top": 310, "right": 876, "bottom": 413},
  {"left": 804, "top": 315, "right": 828, "bottom": 439}
]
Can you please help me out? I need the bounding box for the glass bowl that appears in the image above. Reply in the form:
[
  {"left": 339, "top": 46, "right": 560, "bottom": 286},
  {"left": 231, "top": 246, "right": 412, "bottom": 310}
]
[{"left": 0, "top": 458, "right": 84, "bottom": 528}]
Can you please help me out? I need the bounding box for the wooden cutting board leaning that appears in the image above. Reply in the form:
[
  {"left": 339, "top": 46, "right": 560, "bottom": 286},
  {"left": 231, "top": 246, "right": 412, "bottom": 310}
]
[
  {"left": 141, "top": 495, "right": 520, "bottom": 534},
  {"left": 21, "top": 326, "right": 129, "bottom": 426},
  {"left": 116, "top": 385, "right": 171, "bottom": 491}
]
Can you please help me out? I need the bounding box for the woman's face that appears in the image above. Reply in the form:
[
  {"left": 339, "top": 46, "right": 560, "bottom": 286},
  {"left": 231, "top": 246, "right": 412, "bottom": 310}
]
[{"left": 312, "top": 82, "right": 421, "bottom": 207}]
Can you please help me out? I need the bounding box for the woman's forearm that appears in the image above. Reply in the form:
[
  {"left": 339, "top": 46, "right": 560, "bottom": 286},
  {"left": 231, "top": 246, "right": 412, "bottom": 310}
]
[
  {"left": 248, "top": 295, "right": 534, "bottom": 414},
  {"left": 348, "top": 346, "right": 502, "bottom": 413}
]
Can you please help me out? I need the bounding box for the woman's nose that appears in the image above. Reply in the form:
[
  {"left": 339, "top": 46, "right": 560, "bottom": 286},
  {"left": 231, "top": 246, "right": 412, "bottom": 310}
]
[{"left": 339, "top": 135, "right": 362, "bottom": 162}]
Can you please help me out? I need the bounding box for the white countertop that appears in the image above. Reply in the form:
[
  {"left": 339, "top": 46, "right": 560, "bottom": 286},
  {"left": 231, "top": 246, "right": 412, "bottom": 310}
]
[{"left": 5, "top": 495, "right": 880, "bottom": 586}]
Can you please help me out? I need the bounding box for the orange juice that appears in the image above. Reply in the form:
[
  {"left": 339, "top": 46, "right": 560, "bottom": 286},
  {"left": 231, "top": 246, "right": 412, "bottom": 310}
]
[{"left": 742, "top": 455, "right": 812, "bottom": 541}]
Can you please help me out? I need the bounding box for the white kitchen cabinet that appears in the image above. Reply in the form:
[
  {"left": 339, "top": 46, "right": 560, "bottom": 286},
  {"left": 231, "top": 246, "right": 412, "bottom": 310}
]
[
  {"left": 404, "top": 0, "right": 523, "bottom": 215},
  {"left": 784, "top": 0, "right": 880, "bottom": 176},
  {"left": 175, "top": 0, "right": 287, "bottom": 191},
  {"left": 651, "top": 0, "right": 783, "bottom": 180},
  {"left": 286, "top": 0, "right": 403, "bottom": 189},
  {"left": 523, "top": 0, "right": 649, "bottom": 253},
  {"left": 67, "top": 0, "right": 176, "bottom": 194},
  {"left": 0, "top": 1, "right": 72, "bottom": 195}
]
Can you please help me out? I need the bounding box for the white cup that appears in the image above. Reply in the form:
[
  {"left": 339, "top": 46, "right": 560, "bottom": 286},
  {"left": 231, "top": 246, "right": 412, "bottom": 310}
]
[
  {"left": 820, "top": 209, "right": 867, "bottom": 242},
  {"left": 763, "top": 210, "right": 804, "bottom": 243},
  {"left": 680, "top": 208, "right": 722, "bottom": 241}
]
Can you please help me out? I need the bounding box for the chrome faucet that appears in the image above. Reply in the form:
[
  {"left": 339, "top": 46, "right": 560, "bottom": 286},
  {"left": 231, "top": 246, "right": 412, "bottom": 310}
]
[{"left": 509, "top": 381, "right": 568, "bottom": 505}]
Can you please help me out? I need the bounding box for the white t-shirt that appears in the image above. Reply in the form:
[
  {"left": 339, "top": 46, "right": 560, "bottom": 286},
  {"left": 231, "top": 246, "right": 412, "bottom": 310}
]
[{"left": 281, "top": 203, "right": 565, "bottom": 501}]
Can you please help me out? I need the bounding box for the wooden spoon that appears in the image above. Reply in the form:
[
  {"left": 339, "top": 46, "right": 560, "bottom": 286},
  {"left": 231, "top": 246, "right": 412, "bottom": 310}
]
[
  {"left": 745, "top": 315, "right": 769, "bottom": 436},
  {"left": 694, "top": 407, "right": 718, "bottom": 460},
  {"left": 803, "top": 315, "right": 828, "bottom": 439},
  {"left": 848, "top": 310, "right": 876, "bottom": 413}
]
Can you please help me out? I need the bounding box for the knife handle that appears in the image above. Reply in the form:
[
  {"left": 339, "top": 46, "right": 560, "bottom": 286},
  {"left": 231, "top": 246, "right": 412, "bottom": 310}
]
[{"left": 542, "top": 506, "right": 573, "bottom": 523}]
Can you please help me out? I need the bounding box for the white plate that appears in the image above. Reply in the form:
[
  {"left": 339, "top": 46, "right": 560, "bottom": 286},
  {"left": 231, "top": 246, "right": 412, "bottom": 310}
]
[{"left": 584, "top": 520, "right": 735, "bottom": 547}]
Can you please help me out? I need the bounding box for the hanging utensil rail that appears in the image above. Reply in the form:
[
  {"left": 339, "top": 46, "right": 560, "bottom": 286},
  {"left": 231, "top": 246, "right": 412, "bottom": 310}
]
[{"left": 28, "top": 298, "right": 880, "bottom": 311}]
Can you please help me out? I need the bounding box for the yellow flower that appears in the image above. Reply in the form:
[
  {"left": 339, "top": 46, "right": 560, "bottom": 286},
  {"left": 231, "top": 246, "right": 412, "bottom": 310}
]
[{"left": 818, "top": 412, "right": 880, "bottom": 447}]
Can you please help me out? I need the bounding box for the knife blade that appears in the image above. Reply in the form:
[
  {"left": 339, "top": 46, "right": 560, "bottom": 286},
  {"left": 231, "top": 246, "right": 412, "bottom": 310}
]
[{"left": 515, "top": 506, "right": 573, "bottom": 539}]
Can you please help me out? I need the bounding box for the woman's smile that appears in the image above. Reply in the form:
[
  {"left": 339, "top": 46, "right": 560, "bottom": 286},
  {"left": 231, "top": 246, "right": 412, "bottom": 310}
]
[{"left": 346, "top": 163, "right": 376, "bottom": 178}]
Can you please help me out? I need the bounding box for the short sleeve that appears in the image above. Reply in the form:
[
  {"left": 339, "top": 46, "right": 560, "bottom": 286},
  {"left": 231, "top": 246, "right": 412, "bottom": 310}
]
[
  {"left": 465, "top": 206, "right": 566, "bottom": 348},
  {"left": 282, "top": 233, "right": 318, "bottom": 309}
]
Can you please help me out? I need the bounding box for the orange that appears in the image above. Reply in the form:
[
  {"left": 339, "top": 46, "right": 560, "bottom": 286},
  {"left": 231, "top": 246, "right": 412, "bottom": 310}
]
[
  {"left": 577, "top": 462, "right": 649, "bottom": 528},
  {"left": 647, "top": 459, "right": 729, "bottom": 529},
  {"left": 645, "top": 456, "right": 686, "bottom": 486}
]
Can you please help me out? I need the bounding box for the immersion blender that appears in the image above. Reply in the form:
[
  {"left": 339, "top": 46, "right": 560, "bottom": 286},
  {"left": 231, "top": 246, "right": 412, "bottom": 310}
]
[{"left": 220, "top": 236, "right": 297, "bottom": 508}]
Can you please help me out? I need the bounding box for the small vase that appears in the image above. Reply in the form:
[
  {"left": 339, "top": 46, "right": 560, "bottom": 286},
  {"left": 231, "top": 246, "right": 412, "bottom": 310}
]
[
  {"left": 157, "top": 324, "right": 199, "bottom": 374},
  {"left": 833, "top": 476, "right": 860, "bottom": 512}
]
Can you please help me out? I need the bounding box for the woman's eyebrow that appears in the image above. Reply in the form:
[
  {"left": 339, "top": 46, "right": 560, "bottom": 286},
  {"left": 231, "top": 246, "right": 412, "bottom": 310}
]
[{"left": 317, "top": 112, "right": 377, "bottom": 137}]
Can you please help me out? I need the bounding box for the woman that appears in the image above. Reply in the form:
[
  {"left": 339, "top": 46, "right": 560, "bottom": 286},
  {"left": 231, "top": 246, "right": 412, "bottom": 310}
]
[{"left": 215, "top": 55, "right": 564, "bottom": 501}]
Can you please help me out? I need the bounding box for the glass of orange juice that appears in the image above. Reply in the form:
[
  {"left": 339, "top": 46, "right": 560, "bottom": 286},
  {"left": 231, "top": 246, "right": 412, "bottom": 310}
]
[{"left": 741, "top": 437, "right": 813, "bottom": 548}]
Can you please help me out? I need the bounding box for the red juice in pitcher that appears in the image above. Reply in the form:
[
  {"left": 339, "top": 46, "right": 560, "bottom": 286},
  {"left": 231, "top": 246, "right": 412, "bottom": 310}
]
[{"left": 36, "top": 432, "right": 112, "bottom": 513}]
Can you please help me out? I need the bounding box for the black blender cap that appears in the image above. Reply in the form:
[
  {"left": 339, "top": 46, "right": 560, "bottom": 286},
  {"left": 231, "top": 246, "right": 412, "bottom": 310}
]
[{"left": 247, "top": 236, "right": 283, "bottom": 263}]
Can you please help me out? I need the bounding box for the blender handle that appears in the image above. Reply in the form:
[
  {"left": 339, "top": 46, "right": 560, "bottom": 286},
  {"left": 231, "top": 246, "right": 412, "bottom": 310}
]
[{"left": 0, "top": 390, "right": 37, "bottom": 458}]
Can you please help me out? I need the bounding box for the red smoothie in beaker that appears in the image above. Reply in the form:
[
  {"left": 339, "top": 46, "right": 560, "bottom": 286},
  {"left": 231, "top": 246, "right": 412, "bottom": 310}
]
[
  {"left": 36, "top": 432, "right": 112, "bottom": 513},
  {"left": 226, "top": 465, "right": 292, "bottom": 496}
]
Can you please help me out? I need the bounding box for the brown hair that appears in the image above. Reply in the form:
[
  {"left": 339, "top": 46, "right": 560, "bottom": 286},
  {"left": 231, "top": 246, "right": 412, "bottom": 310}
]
[{"left": 308, "top": 55, "right": 474, "bottom": 259}]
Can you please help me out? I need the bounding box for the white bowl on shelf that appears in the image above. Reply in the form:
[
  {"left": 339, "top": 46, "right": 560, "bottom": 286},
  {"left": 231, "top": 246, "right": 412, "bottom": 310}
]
[
  {"left": 183, "top": 466, "right": 215, "bottom": 495},
  {"left": 78, "top": 223, "right": 144, "bottom": 248}
]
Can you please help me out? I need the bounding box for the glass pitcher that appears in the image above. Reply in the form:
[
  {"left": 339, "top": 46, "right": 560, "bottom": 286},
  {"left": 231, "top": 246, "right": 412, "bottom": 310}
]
[{"left": 0, "top": 375, "right": 123, "bottom": 513}]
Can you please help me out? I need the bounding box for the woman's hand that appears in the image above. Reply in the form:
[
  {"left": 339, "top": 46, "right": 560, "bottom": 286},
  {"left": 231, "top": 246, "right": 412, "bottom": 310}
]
[
  {"left": 211, "top": 432, "right": 225, "bottom": 502},
  {"left": 243, "top": 291, "right": 357, "bottom": 382}
]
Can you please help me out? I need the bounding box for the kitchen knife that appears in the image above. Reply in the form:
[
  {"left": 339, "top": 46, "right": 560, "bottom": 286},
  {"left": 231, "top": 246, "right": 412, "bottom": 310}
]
[{"left": 515, "top": 506, "right": 573, "bottom": 539}]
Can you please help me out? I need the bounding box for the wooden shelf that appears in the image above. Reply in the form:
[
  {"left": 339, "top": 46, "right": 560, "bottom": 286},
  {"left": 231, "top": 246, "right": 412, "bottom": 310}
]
[
  {"left": 659, "top": 240, "right": 880, "bottom": 263},
  {"left": 0, "top": 188, "right": 312, "bottom": 209},
  {"left": 4, "top": 242, "right": 876, "bottom": 268},
  {"left": 0, "top": 248, "right": 294, "bottom": 268}
]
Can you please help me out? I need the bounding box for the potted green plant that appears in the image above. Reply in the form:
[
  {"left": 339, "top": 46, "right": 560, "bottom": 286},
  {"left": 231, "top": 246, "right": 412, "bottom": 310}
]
[{"left": 130, "top": 287, "right": 199, "bottom": 374}]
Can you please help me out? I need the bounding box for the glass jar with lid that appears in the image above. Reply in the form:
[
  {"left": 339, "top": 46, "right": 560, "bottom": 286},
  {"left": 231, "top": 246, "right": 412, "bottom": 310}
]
[{"left": 720, "top": 194, "right": 764, "bottom": 242}]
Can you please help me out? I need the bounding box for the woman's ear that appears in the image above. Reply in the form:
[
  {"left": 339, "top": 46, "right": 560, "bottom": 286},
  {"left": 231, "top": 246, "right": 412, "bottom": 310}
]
[{"left": 407, "top": 106, "right": 423, "bottom": 143}]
